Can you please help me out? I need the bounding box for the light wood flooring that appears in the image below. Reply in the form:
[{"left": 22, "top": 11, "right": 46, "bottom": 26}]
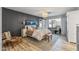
[
  {"left": 2, "top": 37, "right": 52, "bottom": 51},
  {"left": 2, "top": 35, "right": 77, "bottom": 51}
]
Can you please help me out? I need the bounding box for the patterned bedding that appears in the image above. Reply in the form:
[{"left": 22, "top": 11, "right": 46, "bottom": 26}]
[{"left": 32, "top": 28, "right": 52, "bottom": 40}]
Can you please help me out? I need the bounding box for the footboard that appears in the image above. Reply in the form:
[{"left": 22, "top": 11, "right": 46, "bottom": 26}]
[{"left": 43, "top": 34, "right": 52, "bottom": 42}]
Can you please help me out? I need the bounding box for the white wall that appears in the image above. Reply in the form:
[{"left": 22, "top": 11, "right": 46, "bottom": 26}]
[
  {"left": 67, "top": 10, "right": 79, "bottom": 43},
  {"left": 0, "top": 7, "right": 2, "bottom": 50}
]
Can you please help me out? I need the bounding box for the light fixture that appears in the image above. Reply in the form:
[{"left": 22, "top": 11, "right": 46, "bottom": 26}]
[
  {"left": 42, "top": 10, "right": 48, "bottom": 18},
  {"left": 41, "top": 8, "right": 48, "bottom": 19}
]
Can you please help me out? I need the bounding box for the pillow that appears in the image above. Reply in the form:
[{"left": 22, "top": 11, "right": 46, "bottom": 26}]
[
  {"left": 28, "top": 26, "right": 34, "bottom": 31},
  {"left": 21, "top": 28, "right": 27, "bottom": 37}
]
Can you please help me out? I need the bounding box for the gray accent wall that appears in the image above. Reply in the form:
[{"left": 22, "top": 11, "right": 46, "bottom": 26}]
[{"left": 2, "top": 8, "right": 41, "bottom": 36}]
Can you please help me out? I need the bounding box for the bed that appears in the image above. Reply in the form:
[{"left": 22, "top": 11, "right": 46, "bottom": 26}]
[{"left": 25, "top": 26, "right": 52, "bottom": 41}]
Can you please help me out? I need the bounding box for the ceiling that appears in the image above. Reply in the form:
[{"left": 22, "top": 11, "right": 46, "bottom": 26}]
[{"left": 6, "top": 7, "right": 78, "bottom": 17}]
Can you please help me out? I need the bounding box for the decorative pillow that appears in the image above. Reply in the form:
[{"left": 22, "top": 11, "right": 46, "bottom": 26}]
[
  {"left": 27, "top": 26, "right": 35, "bottom": 36},
  {"left": 28, "top": 26, "right": 33, "bottom": 31},
  {"left": 21, "top": 28, "right": 27, "bottom": 37}
]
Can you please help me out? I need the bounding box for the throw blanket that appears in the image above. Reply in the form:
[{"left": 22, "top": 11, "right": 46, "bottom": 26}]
[{"left": 32, "top": 28, "right": 51, "bottom": 40}]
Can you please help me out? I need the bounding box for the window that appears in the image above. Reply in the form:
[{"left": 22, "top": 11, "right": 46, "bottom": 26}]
[
  {"left": 53, "top": 18, "right": 61, "bottom": 28},
  {"left": 48, "top": 19, "right": 53, "bottom": 28},
  {"left": 39, "top": 21, "right": 42, "bottom": 28},
  {"left": 39, "top": 20, "right": 46, "bottom": 28},
  {"left": 49, "top": 24, "right": 52, "bottom": 28},
  {"left": 48, "top": 18, "right": 61, "bottom": 28},
  {"left": 39, "top": 18, "right": 61, "bottom": 28}
]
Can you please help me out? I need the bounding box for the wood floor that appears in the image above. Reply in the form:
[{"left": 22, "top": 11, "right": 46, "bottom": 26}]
[
  {"left": 2, "top": 37, "right": 52, "bottom": 51},
  {"left": 52, "top": 35, "right": 76, "bottom": 51},
  {"left": 2, "top": 35, "right": 76, "bottom": 51}
]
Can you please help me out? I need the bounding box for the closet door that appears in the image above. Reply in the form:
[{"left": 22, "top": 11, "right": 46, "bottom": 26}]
[
  {"left": 67, "top": 10, "right": 79, "bottom": 43},
  {"left": 67, "top": 13, "right": 76, "bottom": 43}
]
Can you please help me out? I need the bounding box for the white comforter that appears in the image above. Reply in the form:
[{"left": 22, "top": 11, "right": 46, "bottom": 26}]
[{"left": 32, "top": 28, "right": 51, "bottom": 40}]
